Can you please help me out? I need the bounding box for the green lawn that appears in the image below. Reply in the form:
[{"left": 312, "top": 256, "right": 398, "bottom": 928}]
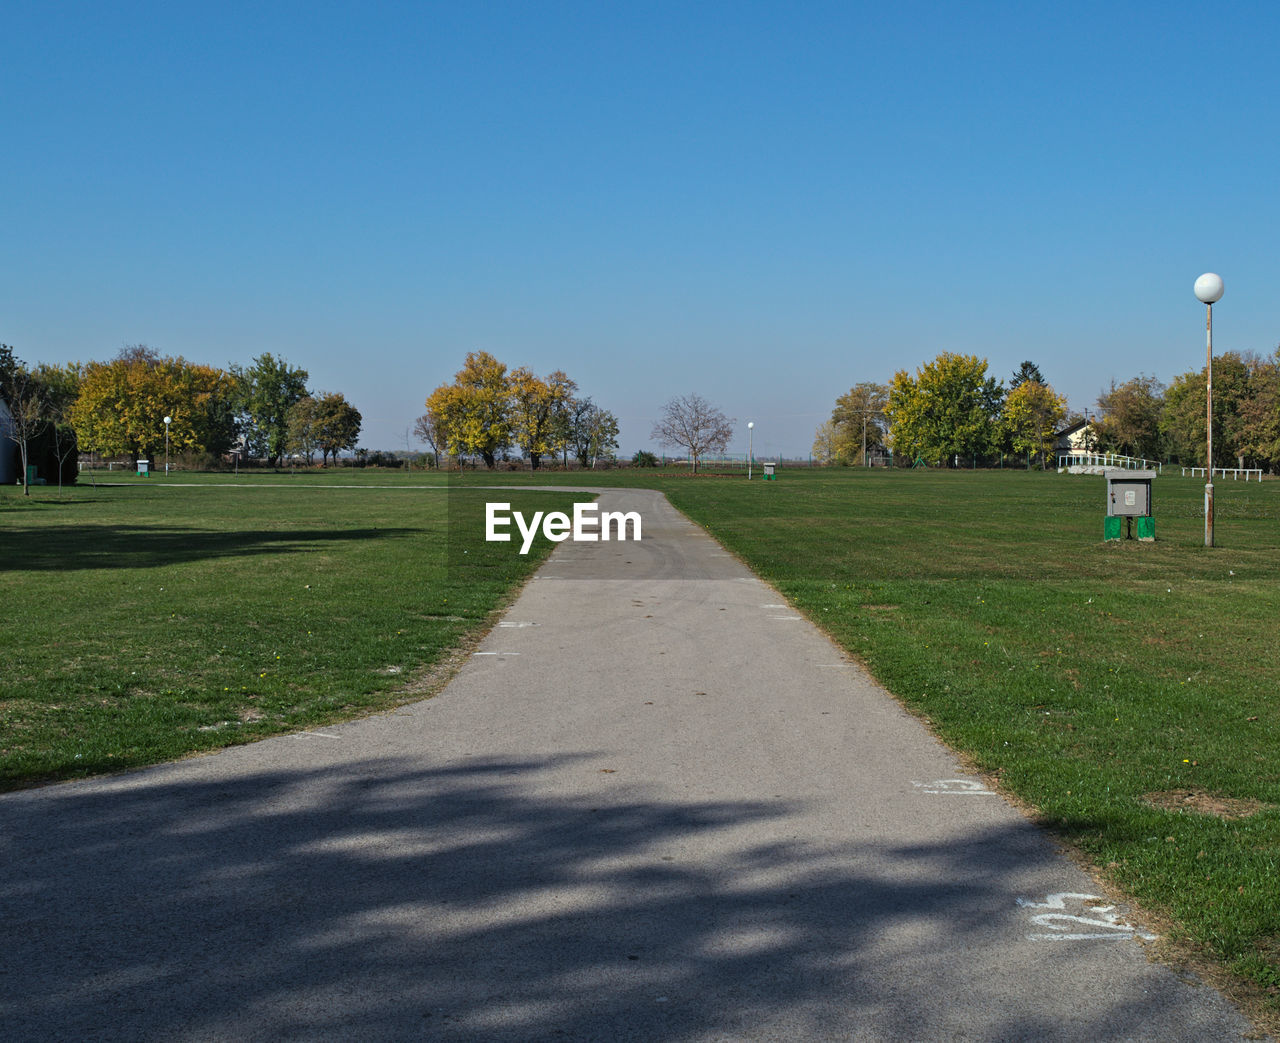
[
  {"left": 0, "top": 472, "right": 578, "bottom": 787},
  {"left": 653, "top": 467, "right": 1280, "bottom": 1008},
  {"left": 457, "top": 465, "right": 1280, "bottom": 1008},
  {"left": 3, "top": 464, "right": 1278, "bottom": 1014}
]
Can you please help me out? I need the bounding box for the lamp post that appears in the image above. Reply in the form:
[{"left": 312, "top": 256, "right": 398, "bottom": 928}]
[
  {"left": 1194, "top": 273, "right": 1224, "bottom": 548},
  {"left": 163, "top": 415, "right": 171, "bottom": 476},
  {"left": 747, "top": 422, "right": 754, "bottom": 480}
]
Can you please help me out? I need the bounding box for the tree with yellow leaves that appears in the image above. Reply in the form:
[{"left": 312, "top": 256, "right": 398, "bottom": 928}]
[
  {"left": 509, "top": 367, "right": 576, "bottom": 470},
  {"left": 71, "top": 346, "right": 236, "bottom": 461},
  {"left": 1002, "top": 379, "right": 1066, "bottom": 469},
  {"left": 423, "top": 351, "right": 513, "bottom": 469}
]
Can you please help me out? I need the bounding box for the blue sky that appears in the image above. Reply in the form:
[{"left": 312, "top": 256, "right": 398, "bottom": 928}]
[{"left": 4, "top": 1, "right": 1278, "bottom": 458}]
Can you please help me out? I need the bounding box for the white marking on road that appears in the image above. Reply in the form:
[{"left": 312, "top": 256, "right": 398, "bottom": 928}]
[
  {"left": 297, "top": 731, "right": 343, "bottom": 740},
  {"left": 498, "top": 621, "right": 540, "bottom": 628},
  {"left": 760, "top": 603, "right": 788, "bottom": 608},
  {"left": 473, "top": 651, "right": 522, "bottom": 656},
  {"left": 1017, "top": 893, "right": 1156, "bottom": 942},
  {"left": 769, "top": 615, "right": 803, "bottom": 620},
  {"left": 912, "top": 779, "right": 996, "bottom": 795}
]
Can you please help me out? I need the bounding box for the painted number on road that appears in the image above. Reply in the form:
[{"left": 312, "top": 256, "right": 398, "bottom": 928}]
[{"left": 1017, "top": 892, "right": 1156, "bottom": 942}]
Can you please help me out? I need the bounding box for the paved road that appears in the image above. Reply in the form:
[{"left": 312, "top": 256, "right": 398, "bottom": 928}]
[{"left": 1, "top": 488, "right": 1266, "bottom": 1040}]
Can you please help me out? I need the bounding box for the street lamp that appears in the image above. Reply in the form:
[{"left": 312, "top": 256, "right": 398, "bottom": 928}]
[
  {"left": 747, "top": 421, "right": 754, "bottom": 480},
  {"left": 1194, "top": 273, "right": 1224, "bottom": 548},
  {"left": 163, "top": 415, "right": 171, "bottom": 476}
]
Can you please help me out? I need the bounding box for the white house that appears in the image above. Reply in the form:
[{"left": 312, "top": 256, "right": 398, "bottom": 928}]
[{"left": 1053, "top": 418, "right": 1093, "bottom": 453}]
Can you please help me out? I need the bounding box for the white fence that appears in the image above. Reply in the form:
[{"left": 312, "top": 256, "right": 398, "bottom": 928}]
[
  {"left": 1057, "top": 452, "right": 1161, "bottom": 474},
  {"left": 1180, "top": 466, "right": 1264, "bottom": 481}
]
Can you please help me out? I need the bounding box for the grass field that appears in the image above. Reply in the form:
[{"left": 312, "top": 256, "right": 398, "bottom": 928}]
[
  {"left": 463, "top": 465, "right": 1280, "bottom": 1008},
  {"left": 0, "top": 473, "right": 579, "bottom": 787},
  {"left": 3, "top": 465, "right": 1277, "bottom": 1012},
  {"left": 672, "top": 470, "right": 1280, "bottom": 998}
]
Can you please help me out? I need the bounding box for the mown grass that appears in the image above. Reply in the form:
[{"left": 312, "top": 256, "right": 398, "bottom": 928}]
[
  {"left": 0, "top": 473, "right": 578, "bottom": 788},
  {"left": 638, "top": 467, "right": 1278, "bottom": 1008},
  {"left": 4, "top": 464, "right": 1278, "bottom": 1013}
]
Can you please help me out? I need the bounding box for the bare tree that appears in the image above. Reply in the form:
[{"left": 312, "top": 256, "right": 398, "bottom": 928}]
[
  {"left": 413, "top": 411, "right": 443, "bottom": 469},
  {"left": 4, "top": 375, "right": 48, "bottom": 497},
  {"left": 651, "top": 393, "right": 735, "bottom": 474}
]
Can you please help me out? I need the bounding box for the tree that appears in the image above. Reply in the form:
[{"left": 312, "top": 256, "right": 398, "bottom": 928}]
[
  {"left": 568, "top": 399, "right": 619, "bottom": 468},
  {"left": 831, "top": 382, "right": 888, "bottom": 465},
  {"left": 423, "top": 351, "right": 512, "bottom": 469},
  {"left": 286, "top": 396, "right": 320, "bottom": 464},
  {"left": 313, "top": 392, "right": 362, "bottom": 466},
  {"left": 71, "top": 346, "right": 236, "bottom": 462},
  {"left": 509, "top": 367, "right": 574, "bottom": 470},
  {"left": 233, "top": 353, "right": 309, "bottom": 466},
  {"left": 0, "top": 344, "right": 17, "bottom": 397},
  {"left": 1094, "top": 374, "right": 1164, "bottom": 460},
  {"left": 550, "top": 374, "right": 581, "bottom": 466},
  {"left": 1009, "top": 360, "right": 1045, "bottom": 389},
  {"left": 811, "top": 419, "right": 842, "bottom": 465},
  {"left": 34, "top": 362, "right": 82, "bottom": 492},
  {"left": 1, "top": 352, "right": 82, "bottom": 492},
  {"left": 885, "top": 353, "right": 1004, "bottom": 465},
  {"left": 1002, "top": 380, "right": 1067, "bottom": 468},
  {"left": 1236, "top": 351, "right": 1280, "bottom": 473},
  {"left": 651, "top": 393, "right": 735, "bottom": 473},
  {"left": 413, "top": 409, "right": 445, "bottom": 468},
  {"left": 1160, "top": 352, "right": 1255, "bottom": 468},
  {"left": 1, "top": 351, "right": 48, "bottom": 497}
]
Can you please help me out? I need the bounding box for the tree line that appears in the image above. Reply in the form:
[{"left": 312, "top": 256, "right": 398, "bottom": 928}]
[
  {"left": 816, "top": 349, "right": 1280, "bottom": 472},
  {"left": 814, "top": 356, "right": 1067, "bottom": 468},
  {"left": 419, "top": 351, "right": 620, "bottom": 469},
  {"left": 1, "top": 344, "right": 362, "bottom": 493},
  {"left": 1091, "top": 352, "right": 1280, "bottom": 470}
]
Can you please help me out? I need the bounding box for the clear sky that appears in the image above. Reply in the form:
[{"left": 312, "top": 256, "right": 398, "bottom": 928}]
[{"left": 4, "top": 1, "right": 1278, "bottom": 459}]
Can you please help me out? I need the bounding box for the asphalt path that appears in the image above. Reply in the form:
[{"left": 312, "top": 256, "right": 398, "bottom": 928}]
[{"left": 0, "top": 487, "right": 1267, "bottom": 1041}]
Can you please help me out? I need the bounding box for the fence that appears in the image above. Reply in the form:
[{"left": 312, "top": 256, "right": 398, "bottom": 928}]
[
  {"left": 1057, "top": 452, "right": 1162, "bottom": 474},
  {"left": 1180, "top": 466, "right": 1264, "bottom": 481}
]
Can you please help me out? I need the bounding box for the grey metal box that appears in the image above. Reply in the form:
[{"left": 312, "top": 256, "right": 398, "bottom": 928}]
[{"left": 1105, "top": 469, "right": 1155, "bottom": 516}]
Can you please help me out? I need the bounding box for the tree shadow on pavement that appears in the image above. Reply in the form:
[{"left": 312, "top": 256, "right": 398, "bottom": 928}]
[{"left": 0, "top": 756, "right": 1251, "bottom": 1041}]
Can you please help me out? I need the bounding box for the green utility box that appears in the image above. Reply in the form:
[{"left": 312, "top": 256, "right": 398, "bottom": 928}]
[
  {"left": 137, "top": 459, "right": 150, "bottom": 477},
  {"left": 763, "top": 462, "right": 777, "bottom": 481},
  {"left": 1104, "top": 468, "right": 1155, "bottom": 541}
]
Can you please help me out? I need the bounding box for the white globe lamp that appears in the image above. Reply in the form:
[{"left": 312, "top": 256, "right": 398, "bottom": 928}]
[{"left": 1194, "top": 274, "right": 1223, "bottom": 546}]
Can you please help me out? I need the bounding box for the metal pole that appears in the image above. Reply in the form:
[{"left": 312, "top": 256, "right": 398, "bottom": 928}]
[{"left": 1205, "top": 301, "right": 1214, "bottom": 548}]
